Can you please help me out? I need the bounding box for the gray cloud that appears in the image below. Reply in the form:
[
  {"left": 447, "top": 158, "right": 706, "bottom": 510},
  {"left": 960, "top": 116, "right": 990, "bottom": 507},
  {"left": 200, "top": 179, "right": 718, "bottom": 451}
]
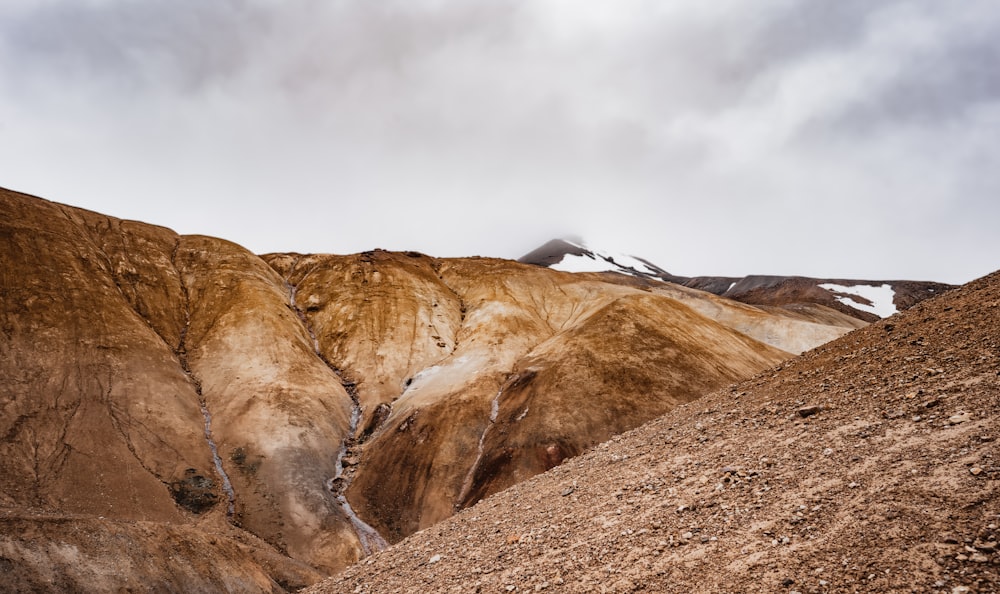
[{"left": 1, "top": 0, "right": 997, "bottom": 284}]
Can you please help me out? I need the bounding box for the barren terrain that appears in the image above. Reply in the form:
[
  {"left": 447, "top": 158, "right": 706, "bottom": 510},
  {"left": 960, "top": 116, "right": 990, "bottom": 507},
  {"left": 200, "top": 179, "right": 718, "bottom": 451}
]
[
  {"left": 1, "top": 187, "right": 894, "bottom": 589},
  {"left": 316, "top": 270, "right": 999, "bottom": 593}
]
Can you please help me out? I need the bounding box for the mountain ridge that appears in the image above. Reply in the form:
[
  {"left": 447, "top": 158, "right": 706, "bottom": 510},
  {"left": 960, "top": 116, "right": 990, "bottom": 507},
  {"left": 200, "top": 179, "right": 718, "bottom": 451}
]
[{"left": 519, "top": 238, "right": 953, "bottom": 323}]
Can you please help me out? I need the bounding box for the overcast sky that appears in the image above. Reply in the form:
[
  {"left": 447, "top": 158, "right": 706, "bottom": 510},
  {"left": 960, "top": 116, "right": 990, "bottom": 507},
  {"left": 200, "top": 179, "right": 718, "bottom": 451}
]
[{"left": 1, "top": 1, "right": 997, "bottom": 284}]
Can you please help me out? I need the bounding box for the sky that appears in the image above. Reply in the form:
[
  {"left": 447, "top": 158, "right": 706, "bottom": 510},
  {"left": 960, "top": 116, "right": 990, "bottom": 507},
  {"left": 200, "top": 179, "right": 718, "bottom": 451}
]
[{"left": 1, "top": 1, "right": 998, "bottom": 284}]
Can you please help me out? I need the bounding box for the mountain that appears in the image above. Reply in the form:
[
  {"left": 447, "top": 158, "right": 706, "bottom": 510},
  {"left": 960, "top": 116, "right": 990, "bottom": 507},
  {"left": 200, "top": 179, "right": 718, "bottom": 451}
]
[
  {"left": 519, "top": 238, "right": 953, "bottom": 323},
  {"left": 313, "top": 268, "right": 1000, "bottom": 593},
  {"left": 0, "top": 187, "right": 956, "bottom": 591}
]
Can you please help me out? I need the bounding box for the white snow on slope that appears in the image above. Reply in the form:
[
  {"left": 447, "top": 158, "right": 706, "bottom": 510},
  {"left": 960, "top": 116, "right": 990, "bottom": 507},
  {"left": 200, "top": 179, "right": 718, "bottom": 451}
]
[
  {"left": 551, "top": 253, "right": 622, "bottom": 274},
  {"left": 819, "top": 283, "right": 898, "bottom": 318},
  {"left": 552, "top": 240, "right": 661, "bottom": 276}
]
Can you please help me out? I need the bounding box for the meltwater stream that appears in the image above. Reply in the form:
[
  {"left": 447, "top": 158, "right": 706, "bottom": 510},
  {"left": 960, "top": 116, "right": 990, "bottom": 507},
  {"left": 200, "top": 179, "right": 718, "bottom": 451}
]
[
  {"left": 286, "top": 269, "right": 387, "bottom": 555},
  {"left": 457, "top": 386, "right": 504, "bottom": 507},
  {"left": 326, "top": 404, "right": 388, "bottom": 555},
  {"left": 199, "top": 402, "right": 236, "bottom": 517},
  {"left": 173, "top": 249, "right": 236, "bottom": 520}
]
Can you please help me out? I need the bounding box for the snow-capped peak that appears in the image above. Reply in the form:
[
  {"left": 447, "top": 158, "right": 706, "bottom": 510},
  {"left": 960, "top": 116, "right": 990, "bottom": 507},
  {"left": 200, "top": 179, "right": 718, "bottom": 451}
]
[{"left": 549, "top": 240, "right": 663, "bottom": 278}]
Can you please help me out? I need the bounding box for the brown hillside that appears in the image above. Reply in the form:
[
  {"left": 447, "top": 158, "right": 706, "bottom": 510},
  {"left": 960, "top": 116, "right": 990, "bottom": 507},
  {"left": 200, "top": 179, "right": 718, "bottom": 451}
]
[
  {"left": 0, "top": 187, "right": 849, "bottom": 588},
  {"left": 315, "top": 270, "right": 1000, "bottom": 593},
  {"left": 262, "top": 254, "right": 792, "bottom": 544},
  {"left": 0, "top": 186, "right": 943, "bottom": 590}
]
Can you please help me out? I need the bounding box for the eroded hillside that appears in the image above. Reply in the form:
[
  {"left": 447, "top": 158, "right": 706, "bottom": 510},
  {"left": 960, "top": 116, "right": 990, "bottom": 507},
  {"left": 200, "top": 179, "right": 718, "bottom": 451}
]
[
  {"left": 316, "top": 270, "right": 1000, "bottom": 594},
  {"left": 0, "top": 186, "right": 934, "bottom": 590}
]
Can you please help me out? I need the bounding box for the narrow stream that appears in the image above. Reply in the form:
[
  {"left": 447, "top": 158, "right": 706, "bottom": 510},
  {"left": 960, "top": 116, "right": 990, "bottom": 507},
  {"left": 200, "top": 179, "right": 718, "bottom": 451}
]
[
  {"left": 326, "top": 401, "right": 388, "bottom": 555},
  {"left": 172, "top": 248, "right": 237, "bottom": 519},
  {"left": 286, "top": 270, "right": 388, "bottom": 555},
  {"left": 200, "top": 401, "right": 236, "bottom": 516},
  {"left": 457, "top": 385, "right": 504, "bottom": 507}
]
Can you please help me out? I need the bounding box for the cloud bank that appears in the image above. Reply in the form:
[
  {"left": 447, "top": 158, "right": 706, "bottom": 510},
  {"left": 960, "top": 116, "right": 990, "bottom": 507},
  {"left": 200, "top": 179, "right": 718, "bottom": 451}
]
[{"left": 1, "top": 0, "right": 998, "bottom": 283}]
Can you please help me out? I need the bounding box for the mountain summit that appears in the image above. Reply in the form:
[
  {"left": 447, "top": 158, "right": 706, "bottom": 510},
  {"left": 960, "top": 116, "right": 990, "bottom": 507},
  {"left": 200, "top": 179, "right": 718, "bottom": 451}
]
[{"left": 518, "top": 239, "right": 674, "bottom": 279}]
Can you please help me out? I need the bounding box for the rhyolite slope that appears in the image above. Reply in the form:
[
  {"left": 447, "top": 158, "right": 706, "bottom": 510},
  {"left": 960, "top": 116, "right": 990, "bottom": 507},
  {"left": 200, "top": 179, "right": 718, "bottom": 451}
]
[
  {"left": 315, "top": 269, "right": 1000, "bottom": 594},
  {"left": 1, "top": 186, "right": 941, "bottom": 590}
]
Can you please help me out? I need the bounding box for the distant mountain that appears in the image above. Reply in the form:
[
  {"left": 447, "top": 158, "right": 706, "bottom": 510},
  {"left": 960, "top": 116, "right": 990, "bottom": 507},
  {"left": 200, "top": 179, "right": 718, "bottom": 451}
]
[
  {"left": 519, "top": 238, "right": 953, "bottom": 322},
  {"left": 518, "top": 238, "right": 675, "bottom": 279}
]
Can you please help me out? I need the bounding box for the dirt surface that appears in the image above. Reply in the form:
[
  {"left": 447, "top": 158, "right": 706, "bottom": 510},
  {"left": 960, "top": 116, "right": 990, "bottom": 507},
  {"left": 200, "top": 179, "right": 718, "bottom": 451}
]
[
  {"left": 314, "top": 270, "right": 1000, "bottom": 593},
  {"left": 0, "top": 508, "right": 324, "bottom": 592}
]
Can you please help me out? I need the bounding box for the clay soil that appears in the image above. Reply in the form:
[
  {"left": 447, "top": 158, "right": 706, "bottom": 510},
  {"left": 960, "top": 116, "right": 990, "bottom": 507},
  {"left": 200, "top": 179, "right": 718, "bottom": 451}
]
[{"left": 315, "top": 270, "right": 1000, "bottom": 593}]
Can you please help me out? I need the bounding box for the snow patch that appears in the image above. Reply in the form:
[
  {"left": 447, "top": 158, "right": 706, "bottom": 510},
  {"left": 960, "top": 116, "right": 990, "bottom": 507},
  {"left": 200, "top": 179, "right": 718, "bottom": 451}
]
[
  {"left": 551, "top": 241, "right": 660, "bottom": 277},
  {"left": 819, "top": 283, "right": 898, "bottom": 318},
  {"left": 551, "top": 253, "right": 622, "bottom": 274}
]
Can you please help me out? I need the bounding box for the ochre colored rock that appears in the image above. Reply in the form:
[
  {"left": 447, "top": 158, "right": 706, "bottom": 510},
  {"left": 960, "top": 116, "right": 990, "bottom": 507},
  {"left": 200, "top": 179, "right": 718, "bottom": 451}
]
[{"left": 2, "top": 187, "right": 887, "bottom": 589}]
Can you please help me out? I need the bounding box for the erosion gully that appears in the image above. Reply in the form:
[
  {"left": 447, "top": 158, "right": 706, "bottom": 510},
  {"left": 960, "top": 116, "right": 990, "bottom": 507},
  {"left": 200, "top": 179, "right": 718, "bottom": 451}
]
[
  {"left": 172, "top": 243, "right": 236, "bottom": 518},
  {"left": 286, "top": 264, "right": 388, "bottom": 555},
  {"left": 456, "top": 381, "right": 506, "bottom": 508}
]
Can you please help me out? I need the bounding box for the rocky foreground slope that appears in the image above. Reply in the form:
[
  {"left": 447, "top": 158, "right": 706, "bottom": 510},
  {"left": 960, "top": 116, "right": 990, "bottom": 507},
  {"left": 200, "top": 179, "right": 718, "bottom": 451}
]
[
  {"left": 316, "top": 270, "right": 1000, "bottom": 593},
  {"left": 0, "top": 186, "right": 894, "bottom": 590}
]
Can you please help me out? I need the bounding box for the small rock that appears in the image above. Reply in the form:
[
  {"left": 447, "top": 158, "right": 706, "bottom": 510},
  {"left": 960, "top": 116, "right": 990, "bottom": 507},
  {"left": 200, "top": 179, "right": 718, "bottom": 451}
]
[
  {"left": 923, "top": 398, "right": 941, "bottom": 409},
  {"left": 949, "top": 412, "right": 972, "bottom": 425},
  {"left": 822, "top": 448, "right": 833, "bottom": 456},
  {"left": 681, "top": 531, "right": 694, "bottom": 540},
  {"left": 970, "top": 467, "right": 984, "bottom": 476},
  {"left": 971, "top": 553, "right": 990, "bottom": 563},
  {"left": 561, "top": 486, "right": 575, "bottom": 497},
  {"left": 428, "top": 554, "right": 442, "bottom": 564},
  {"left": 797, "top": 406, "right": 822, "bottom": 418},
  {"left": 848, "top": 482, "right": 860, "bottom": 489},
  {"left": 975, "top": 541, "right": 997, "bottom": 553},
  {"left": 952, "top": 587, "right": 971, "bottom": 594},
  {"left": 781, "top": 578, "right": 795, "bottom": 587},
  {"left": 721, "top": 466, "right": 739, "bottom": 474}
]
